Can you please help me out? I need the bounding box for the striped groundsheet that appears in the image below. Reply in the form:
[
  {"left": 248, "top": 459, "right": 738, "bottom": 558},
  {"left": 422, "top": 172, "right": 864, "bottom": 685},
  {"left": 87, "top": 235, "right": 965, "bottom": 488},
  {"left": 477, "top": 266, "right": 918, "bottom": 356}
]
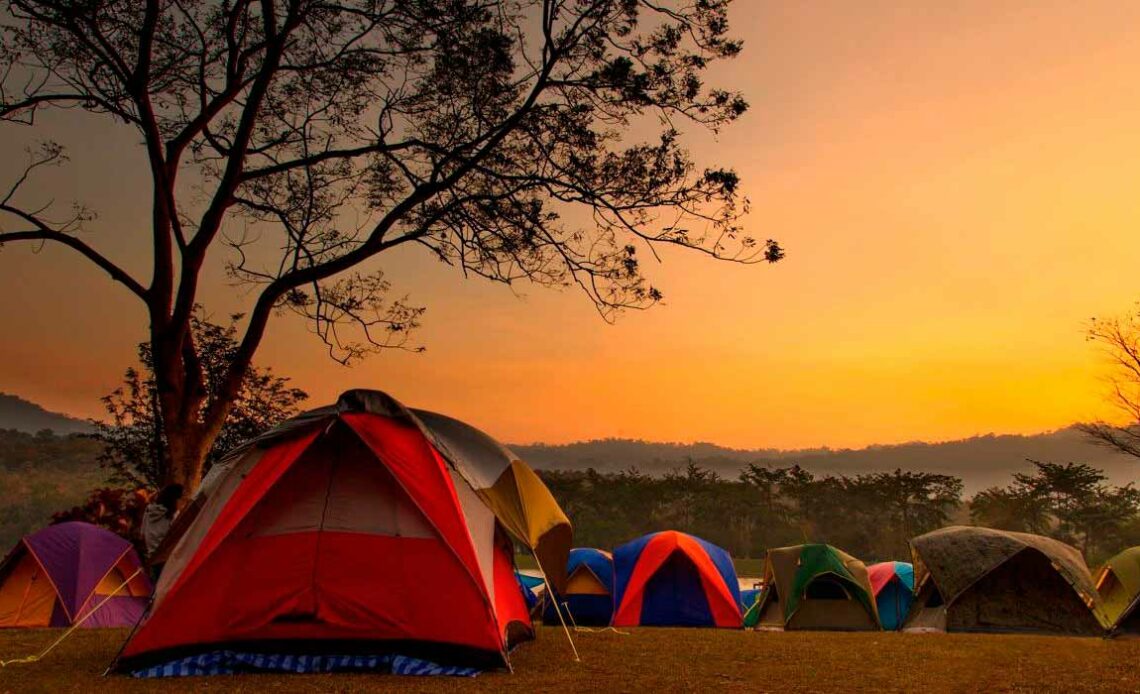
[{"left": 130, "top": 651, "right": 479, "bottom": 678}]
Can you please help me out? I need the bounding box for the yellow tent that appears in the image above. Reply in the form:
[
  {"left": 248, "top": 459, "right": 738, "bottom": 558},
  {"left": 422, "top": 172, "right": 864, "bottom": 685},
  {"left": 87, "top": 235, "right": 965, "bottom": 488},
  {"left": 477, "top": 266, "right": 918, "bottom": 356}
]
[{"left": 1096, "top": 547, "right": 1140, "bottom": 634}]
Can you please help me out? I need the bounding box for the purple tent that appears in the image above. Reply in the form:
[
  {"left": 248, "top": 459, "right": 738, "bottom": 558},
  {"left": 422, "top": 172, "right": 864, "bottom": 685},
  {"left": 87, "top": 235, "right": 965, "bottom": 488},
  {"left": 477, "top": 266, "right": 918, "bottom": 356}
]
[{"left": 0, "top": 522, "right": 152, "bottom": 628}]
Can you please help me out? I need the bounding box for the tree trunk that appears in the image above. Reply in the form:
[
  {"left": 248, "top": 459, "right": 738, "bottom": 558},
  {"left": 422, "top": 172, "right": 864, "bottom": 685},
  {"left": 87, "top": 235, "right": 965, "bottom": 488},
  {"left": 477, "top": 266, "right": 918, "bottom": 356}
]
[
  {"left": 152, "top": 325, "right": 212, "bottom": 497},
  {"left": 165, "top": 424, "right": 208, "bottom": 495},
  {"left": 151, "top": 323, "right": 247, "bottom": 497}
]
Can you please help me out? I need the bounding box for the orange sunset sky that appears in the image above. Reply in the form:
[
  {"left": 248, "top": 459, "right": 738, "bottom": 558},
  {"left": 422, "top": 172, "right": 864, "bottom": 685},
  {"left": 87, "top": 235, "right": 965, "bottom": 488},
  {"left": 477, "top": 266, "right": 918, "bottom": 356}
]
[{"left": 2, "top": 1, "right": 1140, "bottom": 449}]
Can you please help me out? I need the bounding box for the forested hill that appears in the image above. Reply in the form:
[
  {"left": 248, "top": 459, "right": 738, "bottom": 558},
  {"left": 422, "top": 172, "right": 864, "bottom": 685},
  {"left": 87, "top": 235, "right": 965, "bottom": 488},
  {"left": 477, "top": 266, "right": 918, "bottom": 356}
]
[
  {"left": 3, "top": 391, "right": 1140, "bottom": 553},
  {"left": 513, "top": 427, "right": 1139, "bottom": 495},
  {"left": 0, "top": 393, "right": 92, "bottom": 434},
  {"left": 3, "top": 392, "right": 1135, "bottom": 495},
  {"left": 0, "top": 428, "right": 108, "bottom": 552}
]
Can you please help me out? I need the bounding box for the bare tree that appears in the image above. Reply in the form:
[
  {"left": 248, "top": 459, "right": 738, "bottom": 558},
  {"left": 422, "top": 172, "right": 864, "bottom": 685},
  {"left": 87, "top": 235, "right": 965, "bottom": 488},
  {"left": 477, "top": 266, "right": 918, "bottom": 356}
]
[
  {"left": 1081, "top": 306, "right": 1140, "bottom": 459},
  {"left": 0, "top": 0, "right": 781, "bottom": 494}
]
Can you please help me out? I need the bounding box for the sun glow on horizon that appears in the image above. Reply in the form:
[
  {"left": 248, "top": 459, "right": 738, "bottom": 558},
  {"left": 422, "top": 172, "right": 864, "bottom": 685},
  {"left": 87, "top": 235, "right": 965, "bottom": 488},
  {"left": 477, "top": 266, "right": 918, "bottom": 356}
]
[{"left": 3, "top": 1, "right": 1140, "bottom": 450}]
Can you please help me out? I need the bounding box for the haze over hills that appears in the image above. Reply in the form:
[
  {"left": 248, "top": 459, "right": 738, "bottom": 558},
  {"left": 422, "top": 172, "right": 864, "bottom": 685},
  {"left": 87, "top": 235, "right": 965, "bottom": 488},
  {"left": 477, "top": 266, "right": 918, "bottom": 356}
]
[
  {"left": 1, "top": 391, "right": 1136, "bottom": 495},
  {"left": 0, "top": 392, "right": 92, "bottom": 435},
  {"left": 513, "top": 428, "right": 1140, "bottom": 495}
]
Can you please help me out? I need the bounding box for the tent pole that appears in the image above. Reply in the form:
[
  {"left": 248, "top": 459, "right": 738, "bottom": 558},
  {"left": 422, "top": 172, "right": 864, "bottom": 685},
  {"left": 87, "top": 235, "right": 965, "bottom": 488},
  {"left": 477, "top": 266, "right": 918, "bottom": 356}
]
[
  {"left": 533, "top": 554, "right": 580, "bottom": 663},
  {"left": 104, "top": 586, "right": 154, "bottom": 676},
  {"left": 741, "top": 594, "right": 761, "bottom": 624},
  {"left": 12, "top": 565, "right": 37, "bottom": 626}
]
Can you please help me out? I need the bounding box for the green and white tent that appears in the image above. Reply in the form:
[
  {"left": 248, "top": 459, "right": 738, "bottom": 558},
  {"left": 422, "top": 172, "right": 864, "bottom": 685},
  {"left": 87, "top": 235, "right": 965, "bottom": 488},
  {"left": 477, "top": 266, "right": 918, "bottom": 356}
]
[{"left": 752, "top": 544, "right": 880, "bottom": 631}]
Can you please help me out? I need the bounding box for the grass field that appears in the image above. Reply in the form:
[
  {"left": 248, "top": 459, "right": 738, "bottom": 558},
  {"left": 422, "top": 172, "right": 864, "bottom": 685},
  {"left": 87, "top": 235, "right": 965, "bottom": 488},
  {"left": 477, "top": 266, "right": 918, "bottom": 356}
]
[{"left": 2, "top": 626, "right": 1139, "bottom": 693}]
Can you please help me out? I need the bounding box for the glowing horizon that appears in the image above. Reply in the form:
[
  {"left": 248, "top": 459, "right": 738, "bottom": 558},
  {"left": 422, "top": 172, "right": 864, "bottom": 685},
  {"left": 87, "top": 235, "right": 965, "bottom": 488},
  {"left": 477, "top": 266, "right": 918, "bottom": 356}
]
[{"left": 2, "top": 1, "right": 1139, "bottom": 450}]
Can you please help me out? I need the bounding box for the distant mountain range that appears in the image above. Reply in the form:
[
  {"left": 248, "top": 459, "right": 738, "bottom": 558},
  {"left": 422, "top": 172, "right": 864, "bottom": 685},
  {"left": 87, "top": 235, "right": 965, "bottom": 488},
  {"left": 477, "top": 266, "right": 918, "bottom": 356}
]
[
  {"left": 512, "top": 429, "right": 1140, "bottom": 495},
  {"left": 1, "top": 391, "right": 1136, "bottom": 495},
  {"left": 0, "top": 393, "right": 92, "bottom": 435}
]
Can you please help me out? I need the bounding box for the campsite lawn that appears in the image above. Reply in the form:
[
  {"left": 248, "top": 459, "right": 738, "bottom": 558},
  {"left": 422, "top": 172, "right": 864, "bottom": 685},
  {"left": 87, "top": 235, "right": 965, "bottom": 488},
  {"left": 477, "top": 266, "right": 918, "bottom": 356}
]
[{"left": 2, "top": 626, "right": 1138, "bottom": 693}]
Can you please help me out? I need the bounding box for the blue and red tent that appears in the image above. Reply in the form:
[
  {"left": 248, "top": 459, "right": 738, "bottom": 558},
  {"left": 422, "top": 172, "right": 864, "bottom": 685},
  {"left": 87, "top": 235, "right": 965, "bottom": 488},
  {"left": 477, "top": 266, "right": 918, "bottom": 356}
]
[
  {"left": 612, "top": 531, "right": 742, "bottom": 628},
  {"left": 516, "top": 572, "right": 545, "bottom": 612},
  {"left": 543, "top": 548, "right": 614, "bottom": 626},
  {"left": 867, "top": 561, "right": 915, "bottom": 630}
]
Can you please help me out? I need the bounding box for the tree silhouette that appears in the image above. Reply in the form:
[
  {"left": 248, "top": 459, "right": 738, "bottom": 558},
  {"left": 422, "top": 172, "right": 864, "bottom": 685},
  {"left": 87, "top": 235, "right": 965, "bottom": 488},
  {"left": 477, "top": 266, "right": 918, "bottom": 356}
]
[
  {"left": 543, "top": 464, "right": 965, "bottom": 560},
  {"left": 91, "top": 312, "right": 307, "bottom": 488},
  {"left": 1081, "top": 305, "right": 1140, "bottom": 459},
  {"left": 0, "top": 1, "right": 780, "bottom": 492},
  {"left": 971, "top": 460, "right": 1140, "bottom": 560}
]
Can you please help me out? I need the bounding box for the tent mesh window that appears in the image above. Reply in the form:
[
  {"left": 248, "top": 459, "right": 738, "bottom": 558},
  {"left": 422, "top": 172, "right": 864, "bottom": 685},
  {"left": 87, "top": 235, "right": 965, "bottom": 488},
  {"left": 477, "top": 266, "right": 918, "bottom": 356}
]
[{"left": 804, "top": 575, "right": 852, "bottom": 600}]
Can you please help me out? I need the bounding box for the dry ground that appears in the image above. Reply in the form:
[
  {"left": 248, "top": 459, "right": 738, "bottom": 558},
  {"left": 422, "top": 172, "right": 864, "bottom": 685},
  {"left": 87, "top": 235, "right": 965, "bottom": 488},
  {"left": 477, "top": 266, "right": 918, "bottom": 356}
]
[{"left": 1, "top": 626, "right": 1137, "bottom": 693}]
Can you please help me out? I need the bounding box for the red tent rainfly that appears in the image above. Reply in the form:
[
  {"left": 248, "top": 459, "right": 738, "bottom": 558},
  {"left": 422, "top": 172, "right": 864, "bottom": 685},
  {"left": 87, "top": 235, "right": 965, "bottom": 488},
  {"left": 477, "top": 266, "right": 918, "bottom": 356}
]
[{"left": 116, "top": 390, "right": 570, "bottom": 677}]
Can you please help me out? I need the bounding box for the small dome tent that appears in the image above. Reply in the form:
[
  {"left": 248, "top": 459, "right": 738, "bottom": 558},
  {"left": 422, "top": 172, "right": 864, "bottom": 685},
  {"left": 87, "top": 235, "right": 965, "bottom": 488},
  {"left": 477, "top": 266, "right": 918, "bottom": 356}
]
[
  {"left": 1094, "top": 547, "right": 1140, "bottom": 635},
  {"left": 115, "top": 390, "right": 571, "bottom": 677},
  {"left": 0, "top": 522, "right": 151, "bottom": 628},
  {"left": 867, "top": 561, "right": 915, "bottom": 631},
  {"left": 517, "top": 572, "right": 546, "bottom": 614},
  {"left": 904, "top": 526, "right": 1103, "bottom": 635},
  {"left": 752, "top": 544, "right": 879, "bottom": 631},
  {"left": 612, "top": 531, "right": 742, "bottom": 628},
  {"left": 543, "top": 548, "right": 614, "bottom": 627}
]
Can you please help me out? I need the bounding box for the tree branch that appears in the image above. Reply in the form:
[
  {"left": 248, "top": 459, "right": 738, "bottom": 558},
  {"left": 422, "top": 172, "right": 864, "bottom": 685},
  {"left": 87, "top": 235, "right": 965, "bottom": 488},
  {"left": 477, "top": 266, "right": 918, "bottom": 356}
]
[{"left": 0, "top": 227, "right": 146, "bottom": 298}]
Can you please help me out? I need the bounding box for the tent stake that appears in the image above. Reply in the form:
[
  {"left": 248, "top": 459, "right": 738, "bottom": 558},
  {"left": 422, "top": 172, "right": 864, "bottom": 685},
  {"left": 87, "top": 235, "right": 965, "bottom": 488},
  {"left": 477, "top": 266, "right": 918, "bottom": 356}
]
[{"left": 533, "top": 554, "right": 580, "bottom": 663}]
